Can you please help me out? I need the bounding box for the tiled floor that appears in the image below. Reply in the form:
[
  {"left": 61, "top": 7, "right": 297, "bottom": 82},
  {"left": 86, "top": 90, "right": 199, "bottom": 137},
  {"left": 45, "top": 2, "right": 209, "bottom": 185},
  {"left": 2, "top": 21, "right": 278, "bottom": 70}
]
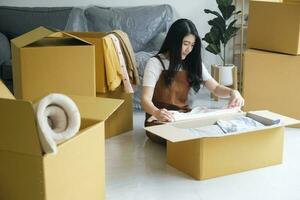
[{"left": 105, "top": 89, "right": 300, "bottom": 200}]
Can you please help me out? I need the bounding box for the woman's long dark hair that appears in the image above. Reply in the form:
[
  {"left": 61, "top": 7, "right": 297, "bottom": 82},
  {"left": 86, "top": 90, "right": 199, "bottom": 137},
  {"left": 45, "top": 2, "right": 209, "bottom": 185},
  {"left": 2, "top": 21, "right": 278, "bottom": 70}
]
[{"left": 158, "top": 18, "right": 203, "bottom": 92}]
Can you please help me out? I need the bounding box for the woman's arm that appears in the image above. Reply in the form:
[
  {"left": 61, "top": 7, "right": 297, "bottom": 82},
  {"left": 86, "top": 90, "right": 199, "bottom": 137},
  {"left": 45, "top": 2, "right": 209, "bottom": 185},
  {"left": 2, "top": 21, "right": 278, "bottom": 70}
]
[
  {"left": 141, "top": 86, "right": 174, "bottom": 122},
  {"left": 204, "top": 78, "right": 244, "bottom": 107}
]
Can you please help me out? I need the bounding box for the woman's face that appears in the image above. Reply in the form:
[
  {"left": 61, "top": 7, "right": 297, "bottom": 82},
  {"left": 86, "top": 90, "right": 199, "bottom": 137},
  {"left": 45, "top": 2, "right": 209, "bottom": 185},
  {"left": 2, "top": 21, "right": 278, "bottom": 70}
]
[{"left": 181, "top": 34, "right": 196, "bottom": 60}]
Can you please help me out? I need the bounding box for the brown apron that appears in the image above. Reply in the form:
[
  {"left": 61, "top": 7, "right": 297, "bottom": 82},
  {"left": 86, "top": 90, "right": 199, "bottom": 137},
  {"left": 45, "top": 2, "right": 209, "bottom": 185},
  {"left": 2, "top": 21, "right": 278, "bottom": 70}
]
[{"left": 144, "top": 55, "right": 191, "bottom": 144}]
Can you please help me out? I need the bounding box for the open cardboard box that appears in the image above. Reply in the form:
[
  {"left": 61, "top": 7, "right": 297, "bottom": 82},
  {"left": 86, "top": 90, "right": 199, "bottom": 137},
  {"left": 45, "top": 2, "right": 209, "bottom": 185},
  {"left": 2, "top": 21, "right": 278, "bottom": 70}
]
[
  {"left": 145, "top": 110, "right": 300, "bottom": 180},
  {"left": 0, "top": 86, "right": 123, "bottom": 200},
  {"left": 11, "top": 26, "right": 96, "bottom": 101},
  {"left": 69, "top": 32, "right": 133, "bottom": 138}
]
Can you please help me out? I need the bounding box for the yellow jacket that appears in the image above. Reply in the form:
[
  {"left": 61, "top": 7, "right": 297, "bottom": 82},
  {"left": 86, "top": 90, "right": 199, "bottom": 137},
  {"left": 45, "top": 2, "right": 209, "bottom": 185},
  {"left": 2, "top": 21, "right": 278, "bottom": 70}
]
[{"left": 102, "top": 35, "right": 123, "bottom": 91}]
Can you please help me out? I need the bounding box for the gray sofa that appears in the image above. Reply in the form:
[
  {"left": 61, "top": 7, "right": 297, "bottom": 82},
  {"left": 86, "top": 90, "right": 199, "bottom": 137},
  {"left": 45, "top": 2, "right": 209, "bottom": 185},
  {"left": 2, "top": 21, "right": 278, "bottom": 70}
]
[{"left": 0, "top": 5, "right": 176, "bottom": 109}]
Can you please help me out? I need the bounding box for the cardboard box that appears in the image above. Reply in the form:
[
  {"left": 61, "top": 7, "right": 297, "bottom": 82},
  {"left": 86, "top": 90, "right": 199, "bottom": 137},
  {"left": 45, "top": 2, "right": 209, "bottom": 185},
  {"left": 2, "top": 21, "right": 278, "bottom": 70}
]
[
  {"left": 248, "top": 1, "right": 300, "bottom": 55},
  {"left": 283, "top": 0, "right": 300, "bottom": 3},
  {"left": 0, "top": 80, "right": 15, "bottom": 99},
  {"left": 70, "top": 93, "right": 129, "bottom": 138},
  {"left": 0, "top": 89, "right": 123, "bottom": 200},
  {"left": 145, "top": 110, "right": 299, "bottom": 180},
  {"left": 243, "top": 49, "right": 300, "bottom": 125},
  {"left": 69, "top": 32, "right": 109, "bottom": 94},
  {"left": 251, "top": 0, "right": 282, "bottom": 2},
  {"left": 70, "top": 32, "right": 133, "bottom": 137},
  {"left": 11, "top": 26, "right": 96, "bottom": 101},
  {"left": 97, "top": 89, "right": 133, "bottom": 138}
]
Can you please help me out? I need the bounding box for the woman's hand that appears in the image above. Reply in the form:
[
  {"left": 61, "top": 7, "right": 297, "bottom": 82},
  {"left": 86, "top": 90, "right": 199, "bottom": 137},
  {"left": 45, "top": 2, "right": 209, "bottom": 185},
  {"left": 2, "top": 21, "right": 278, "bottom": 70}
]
[
  {"left": 228, "top": 90, "right": 244, "bottom": 108},
  {"left": 153, "top": 108, "right": 175, "bottom": 122}
]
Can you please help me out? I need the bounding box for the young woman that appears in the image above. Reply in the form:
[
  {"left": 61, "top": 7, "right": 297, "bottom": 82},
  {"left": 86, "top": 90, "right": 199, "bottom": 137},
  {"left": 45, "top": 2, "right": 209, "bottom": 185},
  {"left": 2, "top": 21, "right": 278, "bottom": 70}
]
[{"left": 141, "top": 18, "right": 244, "bottom": 143}]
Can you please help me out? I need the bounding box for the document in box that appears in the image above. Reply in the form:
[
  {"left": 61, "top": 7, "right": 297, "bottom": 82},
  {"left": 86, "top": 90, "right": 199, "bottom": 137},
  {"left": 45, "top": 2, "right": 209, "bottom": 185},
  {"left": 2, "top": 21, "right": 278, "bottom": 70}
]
[{"left": 147, "top": 107, "right": 241, "bottom": 123}]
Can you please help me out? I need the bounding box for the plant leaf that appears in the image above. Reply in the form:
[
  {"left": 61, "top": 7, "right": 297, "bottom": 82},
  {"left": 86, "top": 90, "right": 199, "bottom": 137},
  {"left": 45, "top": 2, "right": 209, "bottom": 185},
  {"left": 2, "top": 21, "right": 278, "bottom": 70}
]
[
  {"left": 205, "top": 44, "right": 221, "bottom": 55},
  {"left": 217, "top": 0, "right": 232, "bottom": 7},
  {"left": 218, "top": 5, "right": 235, "bottom": 20},
  {"left": 208, "top": 17, "right": 226, "bottom": 33},
  {"left": 224, "top": 26, "right": 239, "bottom": 45},
  {"left": 204, "top": 9, "right": 223, "bottom": 19},
  {"left": 202, "top": 27, "right": 221, "bottom": 45}
]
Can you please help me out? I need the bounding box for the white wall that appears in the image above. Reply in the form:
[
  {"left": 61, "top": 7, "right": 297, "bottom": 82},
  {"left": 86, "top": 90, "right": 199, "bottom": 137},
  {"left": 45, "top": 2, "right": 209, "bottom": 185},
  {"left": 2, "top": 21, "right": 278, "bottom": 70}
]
[{"left": 0, "top": 0, "right": 222, "bottom": 66}]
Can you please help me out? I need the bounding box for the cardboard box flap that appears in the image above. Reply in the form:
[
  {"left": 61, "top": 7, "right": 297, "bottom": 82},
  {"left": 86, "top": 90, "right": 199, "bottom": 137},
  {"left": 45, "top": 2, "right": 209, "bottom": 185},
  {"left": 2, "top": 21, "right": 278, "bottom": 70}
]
[
  {"left": 248, "top": 110, "right": 300, "bottom": 126},
  {"left": 145, "top": 124, "right": 202, "bottom": 142},
  {"left": 145, "top": 110, "right": 300, "bottom": 143},
  {"left": 48, "top": 31, "right": 94, "bottom": 46},
  {"left": 0, "top": 98, "right": 42, "bottom": 156},
  {"left": 11, "top": 26, "right": 92, "bottom": 48},
  {"left": 11, "top": 26, "right": 54, "bottom": 48},
  {"left": 144, "top": 120, "right": 281, "bottom": 143},
  {"left": 69, "top": 95, "right": 123, "bottom": 121},
  {"left": 0, "top": 80, "right": 15, "bottom": 99}
]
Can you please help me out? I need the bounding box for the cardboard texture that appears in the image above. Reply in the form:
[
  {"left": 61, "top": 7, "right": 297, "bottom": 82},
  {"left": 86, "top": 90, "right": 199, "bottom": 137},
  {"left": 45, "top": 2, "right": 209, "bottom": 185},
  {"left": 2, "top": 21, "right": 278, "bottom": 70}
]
[
  {"left": 11, "top": 26, "right": 96, "bottom": 101},
  {"left": 248, "top": 1, "right": 300, "bottom": 55},
  {"left": 97, "top": 88, "right": 133, "bottom": 138},
  {"left": 145, "top": 110, "right": 300, "bottom": 180},
  {"left": 0, "top": 91, "right": 122, "bottom": 199},
  {"left": 251, "top": 0, "right": 282, "bottom": 2},
  {"left": 0, "top": 80, "right": 15, "bottom": 99},
  {"left": 70, "top": 94, "right": 127, "bottom": 138},
  {"left": 283, "top": 0, "right": 300, "bottom": 3},
  {"left": 69, "top": 32, "right": 109, "bottom": 93},
  {"left": 70, "top": 32, "right": 133, "bottom": 137},
  {"left": 243, "top": 49, "right": 300, "bottom": 127}
]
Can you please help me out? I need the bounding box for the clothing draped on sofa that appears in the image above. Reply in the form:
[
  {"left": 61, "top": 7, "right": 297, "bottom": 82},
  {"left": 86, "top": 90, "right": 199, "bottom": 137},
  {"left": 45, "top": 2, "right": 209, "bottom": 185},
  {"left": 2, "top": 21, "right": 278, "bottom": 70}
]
[{"left": 100, "top": 31, "right": 139, "bottom": 93}]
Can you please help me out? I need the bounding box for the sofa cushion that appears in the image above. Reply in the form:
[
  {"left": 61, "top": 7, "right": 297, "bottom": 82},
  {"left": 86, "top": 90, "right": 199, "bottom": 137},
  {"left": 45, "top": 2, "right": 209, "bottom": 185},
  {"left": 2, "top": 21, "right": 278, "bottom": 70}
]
[
  {"left": 84, "top": 4, "right": 174, "bottom": 52},
  {"left": 0, "top": 32, "right": 10, "bottom": 66},
  {"left": 0, "top": 6, "right": 72, "bottom": 40}
]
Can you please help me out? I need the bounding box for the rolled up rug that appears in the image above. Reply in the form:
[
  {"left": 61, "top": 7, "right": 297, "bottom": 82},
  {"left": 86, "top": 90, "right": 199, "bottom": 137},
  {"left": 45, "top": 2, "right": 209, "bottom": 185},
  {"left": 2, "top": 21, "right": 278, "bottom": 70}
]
[{"left": 34, "top": 93, "right": 81, "bottom": 155}]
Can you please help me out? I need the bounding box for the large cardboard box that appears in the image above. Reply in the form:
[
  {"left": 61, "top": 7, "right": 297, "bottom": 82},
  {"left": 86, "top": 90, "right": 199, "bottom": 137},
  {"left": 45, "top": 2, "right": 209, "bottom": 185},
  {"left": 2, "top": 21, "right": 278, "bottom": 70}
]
[
  {"left": 70, "top": 32, "right": 133, "bottom": 137},
  {"left": 0, "top": 90, "right": 123, "bottom": 200},
  {"left": 248, "top": 1, "right": 300, "bottom": 55},
  {"left": 243, "top": 49, "right": 300, "bottom": 124},
  {"left": 11, "top": 26, "right": 96, "bottom": 101},
  {"left": 145, "top": 110, "right": 299, "bottom": 180}
]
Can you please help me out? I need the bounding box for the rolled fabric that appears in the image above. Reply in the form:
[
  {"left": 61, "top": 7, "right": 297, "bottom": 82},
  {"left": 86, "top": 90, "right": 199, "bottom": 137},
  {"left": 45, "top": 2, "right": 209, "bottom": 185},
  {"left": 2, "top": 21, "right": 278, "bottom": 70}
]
[{"left": 35, "top": 93, "right": 81, "bottom": 155}]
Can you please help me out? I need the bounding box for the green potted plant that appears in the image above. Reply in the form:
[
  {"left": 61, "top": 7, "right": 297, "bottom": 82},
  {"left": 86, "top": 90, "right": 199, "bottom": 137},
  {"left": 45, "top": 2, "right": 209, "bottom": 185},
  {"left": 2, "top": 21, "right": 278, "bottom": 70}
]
[{"left": 202, "top": 0, "right": 241, "bottom": 86}]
